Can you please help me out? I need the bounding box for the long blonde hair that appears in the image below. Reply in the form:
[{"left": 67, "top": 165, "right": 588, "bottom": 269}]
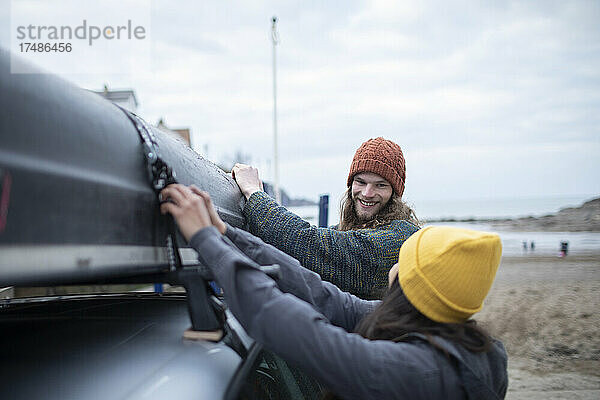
[{"left": 337, "top": 188, "right": 420, "bottom": 231}]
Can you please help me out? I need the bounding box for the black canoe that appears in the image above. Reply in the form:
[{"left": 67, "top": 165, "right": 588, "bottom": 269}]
[{"left": 0, "top": 49, "right": 245, "bottom": 286}]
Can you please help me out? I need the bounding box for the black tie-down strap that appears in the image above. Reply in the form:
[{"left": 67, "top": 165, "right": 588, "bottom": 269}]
[
  {"left": 118, "top": 106, "right": 225, "bottom": 337},
  {"left": 118, "top": 107, "right": 182, "bottom": 271},
  {"left": 118, "top": 107, "right": 282, "bottom": 341}
]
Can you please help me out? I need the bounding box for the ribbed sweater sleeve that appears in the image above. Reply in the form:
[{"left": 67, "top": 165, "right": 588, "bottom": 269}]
[{"left": 242, "top": 191, "right": 420, "bottom": 298}]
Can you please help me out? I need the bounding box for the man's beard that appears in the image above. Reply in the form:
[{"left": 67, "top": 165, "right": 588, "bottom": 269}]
[
  {"left": 338, "top": 191, "right": 390, "bottom": 231},
  {"left": 338, "top": 189, "right": 419, "bottom": 231},
  {"left": 352, "top": 195, "right": 386, "bottom": 222}
]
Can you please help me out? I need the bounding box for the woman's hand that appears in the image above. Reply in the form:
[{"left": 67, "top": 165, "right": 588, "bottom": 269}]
[
  {"left": 159, "top": 184, "right": 225, "bottom": 241},
  {"left": 189, "top": 185, "right": 227, "bottom": 235}
]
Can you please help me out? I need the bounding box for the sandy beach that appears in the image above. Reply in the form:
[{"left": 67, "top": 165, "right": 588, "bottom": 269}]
[{"left": 476, "top": 253, "right": 600, "bottom": 399}]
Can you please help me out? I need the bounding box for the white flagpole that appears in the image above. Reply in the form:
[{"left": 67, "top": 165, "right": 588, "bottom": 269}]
[{"left": 271, "top": 16, "right": 281, "bottom": 204}]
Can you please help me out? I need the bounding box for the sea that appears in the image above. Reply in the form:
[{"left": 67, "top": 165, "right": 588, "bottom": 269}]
[{"left": 287, "top": 194, "right": 600, "bottom": 257}]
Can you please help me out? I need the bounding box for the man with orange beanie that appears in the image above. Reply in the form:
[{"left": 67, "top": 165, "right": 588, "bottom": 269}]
[{"left": 232, "top": 137, "right": 420, "bottom": 299}]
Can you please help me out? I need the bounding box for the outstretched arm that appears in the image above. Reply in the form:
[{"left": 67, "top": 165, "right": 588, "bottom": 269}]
[
  {"left": 242, "top": 191, "right": 419, "bottom": 298},
  {"left": 189, "top": 226, "right": 418, "bottom": 400},
  {"left": 224, "top": 224, "right": 377, "bottom": 331},
  {"left": 159, "top": 184, "right": 375, "bottom": 330},
  {"left": 159, "top": 184, "right": 433, "bottom": 399}
]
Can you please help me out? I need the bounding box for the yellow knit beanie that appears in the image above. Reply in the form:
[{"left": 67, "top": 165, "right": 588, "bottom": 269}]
[{"left": 397, "top": 226, "right": 502, "bottom": 323}]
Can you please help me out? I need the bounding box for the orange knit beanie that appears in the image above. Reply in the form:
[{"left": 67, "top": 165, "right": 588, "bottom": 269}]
[{"left": 347, "top": 137, "right": 406, "bottom": 197}]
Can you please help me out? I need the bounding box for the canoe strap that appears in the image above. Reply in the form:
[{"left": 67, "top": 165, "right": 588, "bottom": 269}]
[
  {"left": 115, "top": 107, "right": 280, "bottom": 341},
  {"left": 117, "top": 106, "right": 182, "bottom": 271}
]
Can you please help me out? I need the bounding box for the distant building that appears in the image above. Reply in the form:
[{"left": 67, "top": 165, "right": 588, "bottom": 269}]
[
  {"left": 156, "top": 118, "right": 192, "bottom": 147},
  {"left": 92, "top": 85, "right": 138, "bottom": 112},
  {"left": 91, "top": 86, "right": 192, "bottom": 147}
]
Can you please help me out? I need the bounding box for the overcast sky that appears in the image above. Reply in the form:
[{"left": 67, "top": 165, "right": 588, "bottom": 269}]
[{"left": 1, "top": 0, "right": 599, "bottom": 208}]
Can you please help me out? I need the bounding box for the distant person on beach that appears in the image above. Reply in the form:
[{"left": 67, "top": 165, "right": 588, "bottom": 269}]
[
  {"left": 560, "top": 241, "right": 569, "bottom": 257},
  {"left": 530, "top": 241, "right": 535, "bottom": 251},
  {"left": 232, "top": 137, "right": 420, "bottom": 299},
  {"left": 159, "top": 184, "right": 508, "bottom": 399}
]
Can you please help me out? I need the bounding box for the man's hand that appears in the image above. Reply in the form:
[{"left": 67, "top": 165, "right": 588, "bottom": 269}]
[
  {"left": 160, "top": 184, "right": 223, "bottom": 242},
  {"left": 231, "top": 163, "right": 263, "bottom": 200}
]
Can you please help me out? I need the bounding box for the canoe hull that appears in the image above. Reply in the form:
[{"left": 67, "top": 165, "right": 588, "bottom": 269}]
[{"left": 0, "top": 49, "right": 245, "bottom": 285}]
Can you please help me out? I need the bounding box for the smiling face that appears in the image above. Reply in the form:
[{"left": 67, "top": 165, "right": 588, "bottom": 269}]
[{"left": 351, "top": 172, "right": 394, "bottom": 221}]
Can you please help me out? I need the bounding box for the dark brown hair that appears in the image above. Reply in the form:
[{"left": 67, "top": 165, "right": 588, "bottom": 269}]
[
  {"left": 355, "top": 280, "right": 491, "bottom": 353},
  {"left": 338, "top": 188, "right": 420, "bottom": 231}
]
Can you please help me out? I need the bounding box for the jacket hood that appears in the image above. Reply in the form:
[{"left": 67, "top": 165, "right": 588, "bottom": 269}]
[{"left": 409, "top": 333, "right": 508, "bottom": 399}]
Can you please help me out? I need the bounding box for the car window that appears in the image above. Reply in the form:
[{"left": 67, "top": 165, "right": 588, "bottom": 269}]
[{"left": 238, "top": 348, "right": 325, "bottom": 400}]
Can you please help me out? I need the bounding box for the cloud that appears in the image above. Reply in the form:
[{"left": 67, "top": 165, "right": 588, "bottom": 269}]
[
  {"left": 1, "top": 0, "right": 598, "bottom": 205},
  {"left": 405, "top": 141, "right": 600, "bottom": 200}
]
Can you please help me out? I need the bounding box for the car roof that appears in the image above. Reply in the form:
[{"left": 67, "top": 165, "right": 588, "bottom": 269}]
[{"left": 0, "top": 294, "right": 243, "bottom": 400}]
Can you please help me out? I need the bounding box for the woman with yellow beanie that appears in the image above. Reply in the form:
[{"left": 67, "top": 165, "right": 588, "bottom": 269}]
[{"left": 160, "top": 184, "right": 508, "bottom": 399}]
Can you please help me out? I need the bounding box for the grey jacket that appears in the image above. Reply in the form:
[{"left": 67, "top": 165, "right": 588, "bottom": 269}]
[{"left": 190, "top": 225, "right": 508, "bottom": 400}]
